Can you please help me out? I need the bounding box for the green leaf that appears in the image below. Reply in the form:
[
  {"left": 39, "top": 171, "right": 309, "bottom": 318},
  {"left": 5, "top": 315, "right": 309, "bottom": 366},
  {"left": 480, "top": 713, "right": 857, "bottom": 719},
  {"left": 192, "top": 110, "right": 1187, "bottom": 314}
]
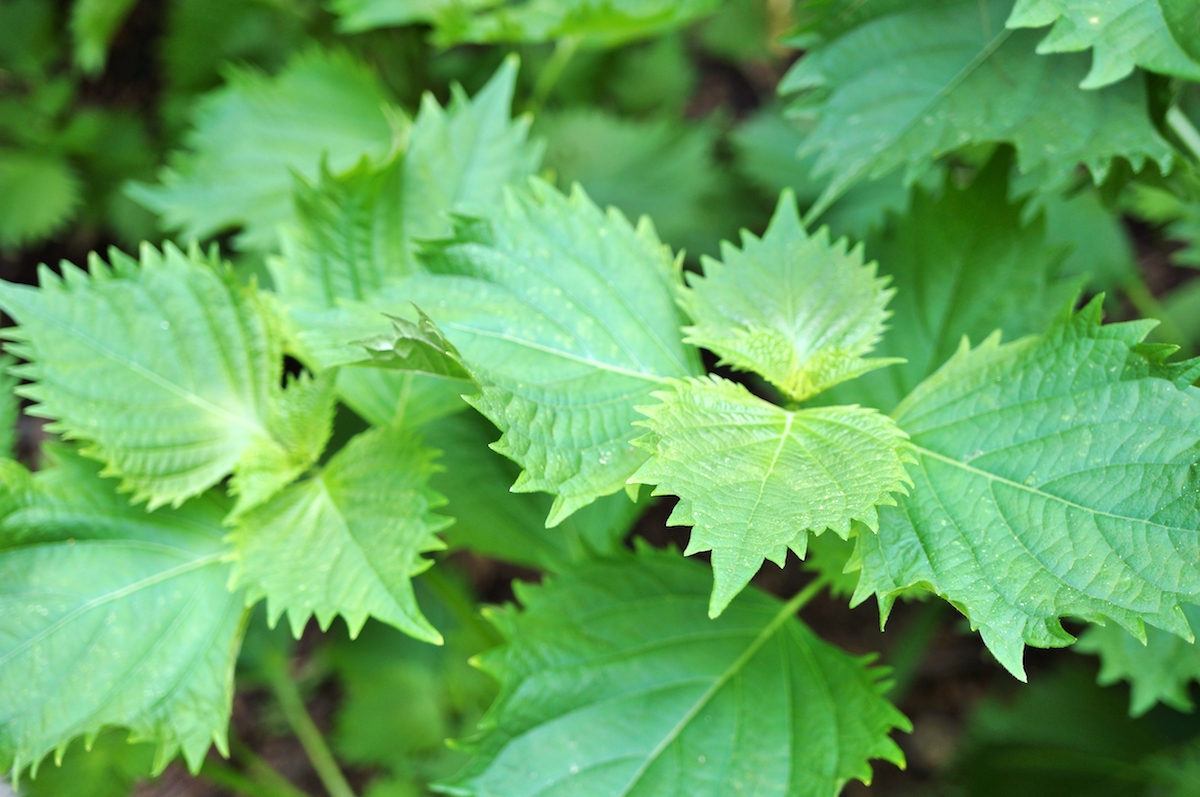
[
  {"left": 70, "top": 0, "right": 138, "bottom": 73},
  {"left": 22, "top": 732, "right": 154, "bottom": 797},
  {"left": 1125, "top": 180, "right": 1200, "bottom": 269},
  {"left": 429, "top": 410, "right": 644, "bottom": 571},
  {"left": 128, "top": 48, "right": 399, "bottom": 250},
  {"left": 631, "top": 376, "right": 911, "bottom": 616},
  {"left": 0, "top": 446, "right": 245, "bottom": 777},
  {"left": 358, "top": 310, "right": 474, "bottom": 381},
  {"left": 329, "top": 0, "right": 495, "bottom": 31},
  {"left": 1034, "top": 186, "right": 1136, "bottom": 292},
  {"left": 0, "top": 243, "right": 332, "bottom": 514},
  {"left": 0, "top": 149, "right": 81, "bottom": 250},
  {"left": 431, "top": 0, "right": 722, "bottom": 47},
  {"left": 854, "top": 300, "right": 1200, "bottom": 679},
  {"left": 1007, "top": 0, "right": 1200, "bottom": 88},
  {"left": 395, "top": 179, "right": 702, "bottom": 525},
  {"left": 782, "top": 0, "right": 1176, "bottom": 218},
  {"left": 0, "top": 354, "right": 18, "bottom": 459},
  {"left": 680, "top": 191, "right": 900, "bottom": 402},
  {"left": 438, "top": 548, "right": 910, "bottom": 796},
  {"left": 822, "top": 155, "right": 1079, "bottom": 413},
  {"left": 1160, "top": 0, "right": 1200, "bottom": 63},
  {"left": 1076, "top": 604, "right": 1200, "bottom": 716},
  {"left": 229, "top": 426, "right": 449, "bottom": 643}
]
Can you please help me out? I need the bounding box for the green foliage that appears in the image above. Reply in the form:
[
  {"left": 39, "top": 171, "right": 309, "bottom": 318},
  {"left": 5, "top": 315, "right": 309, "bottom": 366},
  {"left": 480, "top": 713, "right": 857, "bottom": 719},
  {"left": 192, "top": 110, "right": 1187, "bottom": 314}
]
[
  {"left": 439, "top": 548, "right": 910, "bottom": 796},
  {"left": 633, "top": 376, "right": 910, "bottom": 616},
  {"left": 22, "top": 732, "right": 154, "bottom": 797},
  {"left": 0, "top": 149, "right": 81, "bottom": 249},
  {"left": 783, "top": 0, "right": 1175, "bottom": 217},
  {"left": 855, "top": 300, "right": 1200, "bottom": 678},
  {"left": 0, "top": 445, "right": 245, "bottom": 776},
  {"left": 69, "top": 0, "right": 138, "bottom": 74}
]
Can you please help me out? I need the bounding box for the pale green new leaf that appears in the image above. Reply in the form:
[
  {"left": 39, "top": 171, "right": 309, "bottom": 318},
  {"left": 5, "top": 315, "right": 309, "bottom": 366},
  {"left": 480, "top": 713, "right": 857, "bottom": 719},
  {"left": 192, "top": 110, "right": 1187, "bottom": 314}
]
[
  {"left": 0, "top": 446, "right": 245, "bottom": 777},
  {"left": 0, "top": 243, "right": 333, "bottom": 513},
  {"left": 438, "top": 549, "right": 910, "bottom": 796},
  {"left": 0, "top": 149, "right": 81, "bottom": 250},
  {"left": 855, "top": 300, "right": 1200, "bottom": 678},
  {"left": 822, "top": 156, "right": 1078, "bottom": 413},
  {"left": 70, "top": 0, "right": 138, "bottom": 73},
  {"left": 358, "top": 310, "right": 473, "bottom": 381},
  {"left": 782, "top": 0, "right": 1176, "bottom": 218},
  {"left": 395, "top": 179, "right": 702, "bottom": 525},
  {"left": 1076, "top": 604, "right": 1200, "bottom": 716},
  {"left": 631, "top": 376, "right": 910, "bottom": 617},
  {"left": 230, "top": 427, "right": 449, "bottom": 643},
  {"left": 1007, "top": 0, "right": 1200, "bottom": 88},
  {"left": 680, "top": 191, "right": 899, "bottom": 402},
  {"left": 429, "top": 410, "right": 645, "bottom": 571},
  {"left": 128, "top": 48, "right": 399, "bottom": 250},
  {"left": 329, "top": 0, "right": 495, "bottom": 32}
]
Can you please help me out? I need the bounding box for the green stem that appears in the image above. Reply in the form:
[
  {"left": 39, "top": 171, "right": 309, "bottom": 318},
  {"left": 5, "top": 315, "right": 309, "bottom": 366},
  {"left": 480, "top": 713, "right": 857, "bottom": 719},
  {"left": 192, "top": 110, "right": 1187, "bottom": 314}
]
[
  {"left": 528, "top": 36, "right": 580, "bottom": 115},
  {"left": 1124, "top": 277, "right": 1192, "bottom": 353},
  {"left": 266, "top": 659, "right": 357, "bottom": 797},
  {"left": 1167, "top": 106, "right": 1200, "bottom": 163},
  {"left": 199, "top": 759, "right": 309, "bottom": 797},
  {"left": 422, "top": 563, "right": 504, "bottom": 647},
  {"left": 884, "top": 599, "right": 947, "bottom": 703},
  {"left": 229, "top": 733, "right": 312, "bottom": 797},
  {"left": 782, "top": 573, "right": 833, "bottom": 618}
]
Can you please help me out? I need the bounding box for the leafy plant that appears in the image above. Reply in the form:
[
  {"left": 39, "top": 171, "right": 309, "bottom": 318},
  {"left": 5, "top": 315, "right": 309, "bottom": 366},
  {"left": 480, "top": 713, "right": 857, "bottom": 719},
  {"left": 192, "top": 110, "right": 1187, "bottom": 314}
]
[{"left": 5, "top": 1, "right": 1200, "bottom": 796}]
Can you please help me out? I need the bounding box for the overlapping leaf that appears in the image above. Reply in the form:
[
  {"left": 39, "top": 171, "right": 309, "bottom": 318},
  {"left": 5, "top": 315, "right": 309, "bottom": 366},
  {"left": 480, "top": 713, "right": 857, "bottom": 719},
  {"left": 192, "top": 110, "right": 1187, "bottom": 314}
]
[
  {"left": 680, "top": 191, "right": 899, "bottom": 402},
  {"left": 128, "top": 48, "right": 399, "bottom": 249},
  {"left": 439, "top": 549, "right": 909, "bottom": 796},
  {"left": 633, "top": 376, "right": 911, "bottom": 616},
  {"left": 229, "top": 426, "right": 449, "bottom": 643},
  {"left": 782, "top": 0, "right": 1175, "bottom": 217},
  {"left": 855, "top": 300, "right": 1200, "bottom": 678},
  {"left": 0, "top": 243, "right": 334, "bottom": 514},
  {"left": 393, "top": 179, "right": 702, "bottom": 525},
  {"left": 0, "top": 446, "right": 244, "bottom": 777},
  {"left": 0, "top": 149, "right": 81, "bottom": 250},
  {"left": 1077, "top": 604, "right": 1200, "bottom": 716},
  {"left": 1007, "top": 0, "right": 1200, "bottom": 88}
]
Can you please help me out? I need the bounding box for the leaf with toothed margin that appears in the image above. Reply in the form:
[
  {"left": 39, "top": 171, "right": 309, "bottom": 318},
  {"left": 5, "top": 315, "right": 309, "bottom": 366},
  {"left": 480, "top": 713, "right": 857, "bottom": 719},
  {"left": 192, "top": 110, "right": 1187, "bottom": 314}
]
[
  {"left": 678, "top": 190, "right": 900, "bottom": 403},
  {"left": 229, "top": 426, "right": 449, "bottom": 643},
  {"left": 388, "top": 178, "right": 702, "bottom": 526},
  {"left": 357, "top": 309, "right": 474, "bottom": 382},
  {"left": 1006, "top": 0, "right": 1200, "bottom": 89},
  {"left": 437, "top": 547, "right": 910, "bottom": 797},
  {"left": 1076, "top": 604, "right": 1200, "bottom": 716},
  {"left": 630, "top": 375, "right": 911, "bottom": 617},
  {"left": 0, "top": 243, "right": 334, "bottom": 517},
  {"left": 854, "top": 298, "right": 1200, "bottom": 679},
  {"left": 0, "top": 445, "right": 245, "bottom": 780}
]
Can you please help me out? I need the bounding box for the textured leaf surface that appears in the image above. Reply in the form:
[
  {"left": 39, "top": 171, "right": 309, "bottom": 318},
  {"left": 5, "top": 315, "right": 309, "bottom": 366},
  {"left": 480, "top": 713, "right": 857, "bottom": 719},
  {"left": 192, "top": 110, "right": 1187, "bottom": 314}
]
[
  {"left": 440, "top": 549, "right": 909, "bottom": 797},
  {"left": 397, "top": 179, "right": 702, "bottom": 525},
  {"left": 680, "top": 191, "right": 898, "bottom": 402},
  {"left": 632, "top": 376, "right": 910, "bottom": 616},
  {"left": 0, "top": 447, "right": 244, "bottom": 776},
  {"left": 0, "top": 149, "right": 81, "bottom": 249},
  {"left": 230, "top": 427, "right": 449, "bottom": 643},
  {"left": 429, "top": 411, "right": 644, "bottom": 571},
  {"left": 128, "top": 49, "right": 398, "bottom": 249},
  {"left": 823, "top": 157, "right": 1077, "bottom": 413},
  {"left": 1077, "top": 604, "right": 1200, "bottom": 716},
  {"left": 0, "top": 243, "right": 333, "bottom": 513},
  {"left": 359, "top": 311, "right": 473, "bottom": 381},
  {"left": 1007, "top": 0, "right": 1200, "bottom": 88},
  {"left": 855, "top": 301, "right": 1200, "bottom": 678},
  {"left": 782, "top": 0, "right": 1175, "bottom": 217}
]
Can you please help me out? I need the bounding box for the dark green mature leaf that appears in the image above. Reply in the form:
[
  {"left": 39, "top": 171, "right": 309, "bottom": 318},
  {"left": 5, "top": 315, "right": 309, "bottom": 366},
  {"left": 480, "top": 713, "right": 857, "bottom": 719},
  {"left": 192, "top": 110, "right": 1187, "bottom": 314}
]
[
  {"left": 70, "top": 0, "right": 138, "bottom": 73},
  {"left": 430, "top": 410, "right": 644, "bottom": 571},
  {"left": 632, "top": 376, "right": 911, "bottom": 616},
  {"left": 1077, "top": 604, "right": 1200, "bottom": 716},
  {"left": 680, "top": 191, "right": 899, "bottom": 402},
  {"left": 439, "top": 549, "right": 910, "bottom": 796},
  {"left": 1035, "top": 186, "right": 1136, "bottom": 291},
  {"left": 0, "top": 150, "right": 81, "bottom": 250},
  {"left": 0, "top": 446, "right": 244, "bottom": 777},
  {"left": 1007, "top": 0, "right": 1200, "bottom": 88},
  {"left": 823, "top": 157, "right": 1078, "bottom": 413},
  {"left": 855, "top": 300, "right": 1200, "bottom": 678},
  {"left": 782, "top": 0, "right": 1176, "bottom": 218},
  {"left": 128, "top": 48, "right": 399, "bottom": 250},
  {"left": 1161, "top": 0, "right": 1200, "bottom": 63},
  {"left": 0, "top": 243, "right": 334, "bottom": 514},
  {"left": 230, "top": 427, "right": 449, "bottom": 643},
  {"left": 396, "top": 179, "right": 703, "bottom": 525}
]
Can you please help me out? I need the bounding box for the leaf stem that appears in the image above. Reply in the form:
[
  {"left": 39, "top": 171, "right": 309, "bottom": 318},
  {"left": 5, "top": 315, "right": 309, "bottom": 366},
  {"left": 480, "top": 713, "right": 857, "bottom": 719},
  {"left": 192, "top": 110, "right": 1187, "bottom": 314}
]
[
  {"left": 422, "top": 563, "right": 504, "bottom": 647},
  {"left": 528, "top": 36, "right": 580, "bottom": 115},
  {"left": 228, "top": 733, "right": 312, "bottom": 797},
  {"left": 1167, "top": 106, "right": 1200, "bottom": 163},
  {"left": 199, "top": 759, "right": 310, "bottom": 797},
  {"left": 265, "top": 658, "right": 357, "bottom": 797}
]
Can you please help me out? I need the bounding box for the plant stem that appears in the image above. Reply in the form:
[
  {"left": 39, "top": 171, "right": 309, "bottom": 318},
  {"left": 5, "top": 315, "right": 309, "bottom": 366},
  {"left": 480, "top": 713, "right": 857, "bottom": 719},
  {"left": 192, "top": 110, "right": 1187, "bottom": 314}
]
[
  {"left": 229, "top": 733, "right": 312, "bottom": 797},
  {"left": 783, "top": 573, "right": 832, "bottom": 617},
  {"left": 266, "top": 660, "right": 357, "bottom": 797},
  {"left": 884, "top": 599, "right": 947, "bottom": 703},
  {"left": 1124, "top": 277, "right": 1192, "bottom": 353},
  {"left": 1167, "top": 106, "right": 1200, "bottom": 162},
  {"left": 528, "top": 36, "right": 580, "bottom": 115},
  {"left": 422, "top": 563, "right": 504, "bottom": 647},
  {"left": 199, "top": 759, "right": 309, "bottom": 797}
]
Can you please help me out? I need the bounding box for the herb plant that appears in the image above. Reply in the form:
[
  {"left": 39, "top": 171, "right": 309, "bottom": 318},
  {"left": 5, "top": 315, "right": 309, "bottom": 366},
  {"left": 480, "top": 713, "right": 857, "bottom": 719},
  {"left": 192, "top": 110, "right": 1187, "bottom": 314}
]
[{"left": 4, "top": 1, "right": 1200, "bottom": 796}]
